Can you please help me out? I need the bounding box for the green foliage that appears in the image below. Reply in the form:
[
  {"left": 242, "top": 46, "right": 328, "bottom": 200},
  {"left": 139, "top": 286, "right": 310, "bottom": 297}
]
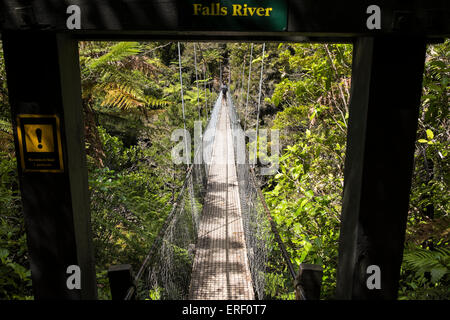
[
  {"left": 0, "top": 119, "right": 12, "bottom": 134},
  {"left": 264, "top": 272, "right": 294, "bottom": 300},
  {"left": 259, "top": 44, "right": 351, "bottom": 299},
  {"left": 0, "top": 152, "right": 32, "bottom": 299},
  {"left": 403, "top": 247, "right": 450, "bottom": 284},
  {"left": 399, "top": 247, "right": 450, "bottom": 300},
  {"left": 88, "top": 127, "right": 173, "bottom": 270},
  {"left": 409, "top": 40, "right": 449, "bottom": 220},
  {"left": 0, "top": 248, "right": 32, "bottom": 299},
  {"left": 399, "top": 40, "right": 449, "bottom": 300},
  {"left": 148, "top": 287, "right": 162, "bottom": 300},
  {"left": 96, "top": 126, "right": 142, "bottom": 170},
  {"left": 0, "top": 42, "right": 32, "bottom": 299},
  {"left": 0, "top": 42, "right": 9, "bottom": 120}
]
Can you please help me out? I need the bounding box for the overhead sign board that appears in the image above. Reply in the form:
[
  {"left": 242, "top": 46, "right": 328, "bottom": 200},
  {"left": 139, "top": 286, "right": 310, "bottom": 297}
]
[
  {"left": 16, "top": 114, "right": 64, "bottom": 173},
  {"left": 180, "top": 0, "right": 288, "bottom": 31}
]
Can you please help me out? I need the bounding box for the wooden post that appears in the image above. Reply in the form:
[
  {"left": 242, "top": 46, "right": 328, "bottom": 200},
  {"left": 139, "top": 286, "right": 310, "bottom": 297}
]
[
  {"left": 2, "top": 31, "right": 97, "bottom": 299},
  {"left": 336, "top": 36, "right": 427, "bottom": 299},
  {"left": 108, "top": 264, "right": 136, "bottom": 300},
  {"left": 295, "top": 264, "right": 323, "bottom": 300}
]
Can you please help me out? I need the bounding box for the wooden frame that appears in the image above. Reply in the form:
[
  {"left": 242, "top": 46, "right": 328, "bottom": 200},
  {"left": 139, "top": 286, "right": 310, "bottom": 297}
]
[{"left": 0, "top": 0, "right": 448, "bottom": 299}]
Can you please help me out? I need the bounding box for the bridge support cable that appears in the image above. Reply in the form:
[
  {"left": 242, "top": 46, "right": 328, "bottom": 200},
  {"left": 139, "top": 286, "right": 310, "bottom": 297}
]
[
  {"left": 193, "top": 43, "right": 201, "bottom": 120},
  {"left": 219, "top": 60, "right": 222, "bottom": 83},
  {"left": 227, "top": 55, "right": 232, "bottom": 85},
  {"left": 179, "top": 43, "right": 205, "bottom": 256},
  {"left": 177, "top": 42, "right": 189, "bottom": 166},
  {"left": 243, "top": 43, "right": 254, "bottom": 132},
  {"left": 253, "top": 43, "right": 266, "bottom": 168},
  {"left": 204, "top": 66, "right": 209, "bottom": 120},
  {"left": 255, "top": 43, "right": 266, "bottom": 139},
  {"left": 238, "top": 50, "right": 247, "bottom": 109},
  {"left": 233, "top": 43, "right": 307, "bottom": 299},
  {"left": 178, "top": 41, "right": 202, "bottom": 243}
]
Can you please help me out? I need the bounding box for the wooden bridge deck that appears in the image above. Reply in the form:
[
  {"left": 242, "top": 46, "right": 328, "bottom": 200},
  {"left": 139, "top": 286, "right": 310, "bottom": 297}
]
[{"left": 189, "top": 98, "right": 254, "bottom": 300}]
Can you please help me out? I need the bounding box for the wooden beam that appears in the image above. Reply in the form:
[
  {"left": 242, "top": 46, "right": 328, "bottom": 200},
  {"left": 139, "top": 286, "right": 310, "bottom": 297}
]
[
  {"left": 2, "top": 30, "right": 97, "bottom": 299},
  {"left": 295, "top": 264, "right": 323, "bottom": 300},
  {"left": 108, "top": 264, "right": 136, "bottom": 300},
  {"left": 336, "top": 36, "right": 427, "bottom": 299},
  {"left": 0, "top": 0, "right": 448, "bottom": 39}
]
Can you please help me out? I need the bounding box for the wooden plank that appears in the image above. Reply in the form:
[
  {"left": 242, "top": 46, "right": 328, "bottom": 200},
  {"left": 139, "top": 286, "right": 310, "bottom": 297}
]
[
  {"left": 0, "top": 0, "right": 448, "bottom": 38},
  {"left": 2, "top": 30, "right": 96, "bottom": 299},
  {"left": 336, "top": 36, "right": 427, "bottom": 299}
]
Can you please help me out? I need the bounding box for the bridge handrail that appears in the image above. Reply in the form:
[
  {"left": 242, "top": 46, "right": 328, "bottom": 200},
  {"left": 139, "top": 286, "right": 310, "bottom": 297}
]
[
  {"left": 248, "top": 166, "right": 297, "bottom": 281},
  {"left": 226, "top": 93, "right": 306, "bottom": 299}
]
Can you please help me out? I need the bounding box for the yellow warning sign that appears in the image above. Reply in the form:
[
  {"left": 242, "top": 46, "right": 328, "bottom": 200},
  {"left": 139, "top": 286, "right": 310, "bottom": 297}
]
[
  {"left": 24, "top": 124, "right": 55, "bottom": 152},
  {"left": 16, "top": 114, "right": 64, "bottom": 173}
]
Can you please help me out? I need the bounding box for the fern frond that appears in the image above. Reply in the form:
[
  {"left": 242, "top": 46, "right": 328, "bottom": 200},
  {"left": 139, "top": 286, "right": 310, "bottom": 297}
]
[
  {"left": 88, "top": 42, "right": 141, "bottom": 70},
  {"left": 403, "top": 247, "right": 450, "bottom": 283},
  {"left": 101, "top": 84, "right": 144, "bottom": 110},
  {"left": 144, "top": 96, "right": 172, "bottom": 109}
]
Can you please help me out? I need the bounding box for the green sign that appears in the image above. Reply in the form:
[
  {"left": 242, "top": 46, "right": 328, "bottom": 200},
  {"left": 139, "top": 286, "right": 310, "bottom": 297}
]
[{"left": 180, "top": 0, "right": 287, "bottom": 31}]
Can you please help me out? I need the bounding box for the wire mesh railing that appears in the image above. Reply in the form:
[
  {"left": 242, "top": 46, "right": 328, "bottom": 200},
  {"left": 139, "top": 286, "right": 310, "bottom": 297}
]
[
  {"left": 226, "top": 93, "right": 274, "bottom": 300},
  {"left": 126, "top": 157, "right": 207, "bottom": 300},
  {"left": 203, "top": 91, "right": 223, "bottom": 175}
]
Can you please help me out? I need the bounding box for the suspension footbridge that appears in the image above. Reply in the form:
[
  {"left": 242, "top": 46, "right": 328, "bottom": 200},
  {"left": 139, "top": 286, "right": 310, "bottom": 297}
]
[
  {"left": 116, "top": 42, "right": 299, "bottom": 301},
  {"left": 124, "top": 90, "right": 295, "bottom": 301},
  {"left": 189, "top": 96, "right": 254, "bottom": 300}
]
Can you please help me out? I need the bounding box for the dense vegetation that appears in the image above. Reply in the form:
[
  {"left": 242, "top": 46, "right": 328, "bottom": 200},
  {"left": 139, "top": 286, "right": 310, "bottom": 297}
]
[{"left": 0, "top": 39, "right": 448, "bottom": 300}]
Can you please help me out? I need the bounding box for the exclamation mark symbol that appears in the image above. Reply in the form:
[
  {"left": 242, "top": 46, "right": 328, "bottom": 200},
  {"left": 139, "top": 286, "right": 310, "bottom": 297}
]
[{"left": 36, "top": 128, "right": 43, "bottom": 149}]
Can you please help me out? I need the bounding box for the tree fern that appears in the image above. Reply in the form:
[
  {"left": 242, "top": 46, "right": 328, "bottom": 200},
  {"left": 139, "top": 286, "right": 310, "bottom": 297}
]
[
  {"left": 81, "top": 42, "right": 170, "bottom": 112},
  {"left": 101, "top": 82, "right": 171, "bottom": 110}
]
